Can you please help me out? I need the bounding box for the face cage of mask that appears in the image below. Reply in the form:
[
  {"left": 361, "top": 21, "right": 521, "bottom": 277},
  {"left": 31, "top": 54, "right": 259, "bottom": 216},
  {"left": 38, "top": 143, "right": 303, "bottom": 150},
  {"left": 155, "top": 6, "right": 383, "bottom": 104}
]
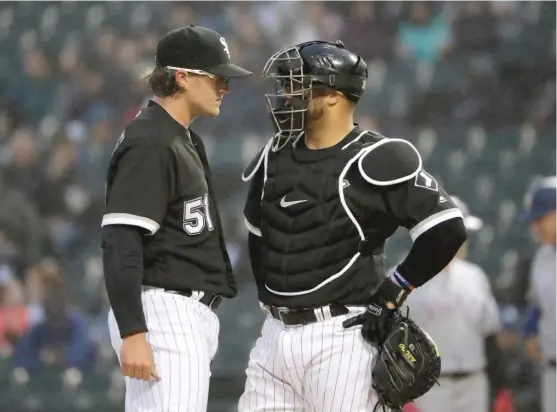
[{"left": 262, "top": 46, "right": 318, "bottom": 152}]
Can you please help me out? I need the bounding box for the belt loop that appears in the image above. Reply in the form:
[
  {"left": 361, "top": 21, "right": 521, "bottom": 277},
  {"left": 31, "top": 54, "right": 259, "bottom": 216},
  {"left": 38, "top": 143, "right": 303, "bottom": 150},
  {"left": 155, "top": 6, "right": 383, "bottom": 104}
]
[
  {"left": 277, "top": 307, "right": 288, "bottom": 323},
  {"left": 322, "top": 305, "right": 332, "bottom": 320},
  {"left": 313, "top": 307, "right": 324, "bottom": 322}
]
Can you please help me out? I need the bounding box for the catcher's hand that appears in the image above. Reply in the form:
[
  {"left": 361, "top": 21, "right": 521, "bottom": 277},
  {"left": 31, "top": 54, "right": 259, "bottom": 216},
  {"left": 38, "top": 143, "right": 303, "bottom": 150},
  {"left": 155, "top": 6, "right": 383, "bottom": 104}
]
[{"left": 342, "top": 278, "right": 410, "bottom": 344}]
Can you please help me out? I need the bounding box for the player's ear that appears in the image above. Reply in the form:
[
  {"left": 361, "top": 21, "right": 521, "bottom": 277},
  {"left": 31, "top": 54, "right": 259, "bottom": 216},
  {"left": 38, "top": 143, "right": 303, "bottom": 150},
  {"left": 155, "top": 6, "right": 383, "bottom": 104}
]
[
  {"left": 175, "top": 70, "right": 189, "bottom": 91},
  {"left": 325, "top": 90, "right": 343, "bottom": 107}
]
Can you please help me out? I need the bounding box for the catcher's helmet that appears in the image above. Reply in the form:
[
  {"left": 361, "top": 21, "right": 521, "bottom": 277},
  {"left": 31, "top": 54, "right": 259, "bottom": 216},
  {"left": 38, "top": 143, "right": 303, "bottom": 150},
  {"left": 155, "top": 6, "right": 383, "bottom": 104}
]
[{"left": 262, "top": 40, "right": 368, "bottom": 151}]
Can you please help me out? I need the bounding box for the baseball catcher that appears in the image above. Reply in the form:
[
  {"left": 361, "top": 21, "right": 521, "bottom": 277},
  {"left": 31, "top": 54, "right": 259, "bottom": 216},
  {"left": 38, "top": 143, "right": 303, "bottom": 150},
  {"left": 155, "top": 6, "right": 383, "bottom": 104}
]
[{"left": 239, "top": 38, "right": 466, "bottom": 412}]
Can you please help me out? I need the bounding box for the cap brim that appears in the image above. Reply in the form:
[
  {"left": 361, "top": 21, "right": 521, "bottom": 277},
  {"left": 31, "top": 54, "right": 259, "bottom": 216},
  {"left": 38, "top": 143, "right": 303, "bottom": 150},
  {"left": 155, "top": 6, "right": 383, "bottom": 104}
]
[
  {"left": 521, "top": 209, "right": 547, "bottom": 223},
  {"left": 205, "top": 63, "right": 252, "bottom": 78},
  {"left": 464, "top": 215, "right": 483, "bottom": 231}
]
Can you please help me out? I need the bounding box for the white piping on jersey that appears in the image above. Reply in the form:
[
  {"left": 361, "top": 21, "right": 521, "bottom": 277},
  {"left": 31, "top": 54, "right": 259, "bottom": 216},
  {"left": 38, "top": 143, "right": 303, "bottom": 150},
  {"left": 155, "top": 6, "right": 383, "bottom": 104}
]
[
  {"left": 265, "top": 143, "right": 370, "bottom": 296},
  {"left": 262, "top": 138, "right": 270, "bottom": 200},
  {"left": 357, "top": 138, "right": 422, "bottom": 186},
  {"left": 101, "top": 213, "right": 160, "bottom": 235},
  {"left": 244, "top": 217, "right": 262, "bottom": 237},
  {"left": 241, "top": 138, "right": 273, "bottom": 182},
  {"left": 409, "top": 208, "right": 463, "bottom": 241},
  {"left": 341, "top": 130, "right": 373, "bottom": 150}
]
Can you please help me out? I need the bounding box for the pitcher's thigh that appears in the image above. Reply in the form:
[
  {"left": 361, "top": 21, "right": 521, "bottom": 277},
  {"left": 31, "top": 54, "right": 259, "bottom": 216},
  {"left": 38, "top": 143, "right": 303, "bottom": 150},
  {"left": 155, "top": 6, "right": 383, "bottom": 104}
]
[{"left": 123, "top": 338, "right": 212, "bottom": 412}]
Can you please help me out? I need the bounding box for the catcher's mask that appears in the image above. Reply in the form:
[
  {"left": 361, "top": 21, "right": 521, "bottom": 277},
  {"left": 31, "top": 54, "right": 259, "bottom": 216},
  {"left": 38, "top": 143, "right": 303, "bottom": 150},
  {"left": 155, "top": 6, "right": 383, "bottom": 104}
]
[{"left": 262, "top": 40, "right": 368, "bottom": 152}]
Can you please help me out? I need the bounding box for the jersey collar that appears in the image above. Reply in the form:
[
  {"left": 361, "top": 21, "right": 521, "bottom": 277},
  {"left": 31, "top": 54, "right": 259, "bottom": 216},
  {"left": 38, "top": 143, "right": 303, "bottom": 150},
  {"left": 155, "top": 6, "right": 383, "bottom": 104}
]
[{"left": 291, "top": 125, "right": 362, "bottom": 163}]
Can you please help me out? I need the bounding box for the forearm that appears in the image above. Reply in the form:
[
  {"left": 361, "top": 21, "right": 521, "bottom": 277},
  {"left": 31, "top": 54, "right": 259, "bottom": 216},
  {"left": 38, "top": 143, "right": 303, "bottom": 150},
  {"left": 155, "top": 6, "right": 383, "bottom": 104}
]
[
  {"left": 101, "top": 225, "right": 147, "bottom": 338},
  {"left": 396, "top": 218, "right": 467, "bottom": 288}
]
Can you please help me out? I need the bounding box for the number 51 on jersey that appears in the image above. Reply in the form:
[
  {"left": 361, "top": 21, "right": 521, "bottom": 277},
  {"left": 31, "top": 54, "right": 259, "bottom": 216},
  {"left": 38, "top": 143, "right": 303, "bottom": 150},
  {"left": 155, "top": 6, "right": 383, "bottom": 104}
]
[{"left": 183, "top": 193, "right": 214, "bottom": 235}]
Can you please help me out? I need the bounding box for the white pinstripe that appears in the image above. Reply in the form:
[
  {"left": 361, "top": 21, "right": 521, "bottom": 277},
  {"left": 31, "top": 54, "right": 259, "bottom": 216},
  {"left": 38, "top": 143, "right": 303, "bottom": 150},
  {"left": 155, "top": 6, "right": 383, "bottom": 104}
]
[
  {"left": 238, "top": 308, "right": 388, "bottom": 412},
  {"left": 108, "top": 286, "right": 220, "bottom": 412}
]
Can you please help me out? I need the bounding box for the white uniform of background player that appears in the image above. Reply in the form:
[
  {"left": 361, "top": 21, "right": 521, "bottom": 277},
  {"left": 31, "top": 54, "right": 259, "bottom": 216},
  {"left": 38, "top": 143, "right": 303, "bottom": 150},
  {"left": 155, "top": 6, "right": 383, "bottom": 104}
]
[
  {"left": 522, "top": 177, "right": 556, "bottom": 412},
  {"left": 402, "top": 197, "right": 501, "bottom": 412}
]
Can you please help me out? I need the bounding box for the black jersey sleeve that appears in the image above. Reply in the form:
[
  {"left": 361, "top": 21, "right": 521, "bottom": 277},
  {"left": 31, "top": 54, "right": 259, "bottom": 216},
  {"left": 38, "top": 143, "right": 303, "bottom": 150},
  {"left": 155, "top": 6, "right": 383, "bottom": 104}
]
[
  {"left": 102, "top": 143, "right": 175, "bottom": 235},
  {"left": 381, "top": 169, "right": 467, "bottom": 287},
  {"left": 382, "top": 168, "right": 463, "bottom": 240}
]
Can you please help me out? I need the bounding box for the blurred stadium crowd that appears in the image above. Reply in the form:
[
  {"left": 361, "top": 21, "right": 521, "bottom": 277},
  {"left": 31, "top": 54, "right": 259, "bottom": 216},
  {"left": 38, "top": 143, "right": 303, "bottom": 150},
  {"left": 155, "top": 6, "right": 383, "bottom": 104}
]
[{"left": 0, "top": 1, "right": 554, "bottom": 411}]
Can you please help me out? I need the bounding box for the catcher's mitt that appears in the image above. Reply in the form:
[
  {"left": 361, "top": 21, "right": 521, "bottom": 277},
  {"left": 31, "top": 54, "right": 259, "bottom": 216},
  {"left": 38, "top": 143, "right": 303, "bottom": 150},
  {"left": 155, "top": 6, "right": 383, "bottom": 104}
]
[{"left": 372, "top": 310, "right": 441, "bottom": 412}]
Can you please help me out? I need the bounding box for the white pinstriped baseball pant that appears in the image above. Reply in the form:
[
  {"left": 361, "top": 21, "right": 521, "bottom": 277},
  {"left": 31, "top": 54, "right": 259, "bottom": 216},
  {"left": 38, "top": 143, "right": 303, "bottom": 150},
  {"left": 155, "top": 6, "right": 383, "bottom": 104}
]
[
  {"left": 108, "top": 286, "right": 220, "bottom": 412},
  {"left": 238, "top": 306, "right": 388, "bottom": 412}
]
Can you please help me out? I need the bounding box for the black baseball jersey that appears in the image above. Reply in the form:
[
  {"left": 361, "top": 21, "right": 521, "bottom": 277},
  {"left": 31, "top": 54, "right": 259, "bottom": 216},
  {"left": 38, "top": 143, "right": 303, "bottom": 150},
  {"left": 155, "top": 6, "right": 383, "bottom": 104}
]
[
  {"left": 243, "top": 126, "right": 462, "bottom": 309},
  {"left": 102, "top": 100, "right": 236, "bottom": 297}
]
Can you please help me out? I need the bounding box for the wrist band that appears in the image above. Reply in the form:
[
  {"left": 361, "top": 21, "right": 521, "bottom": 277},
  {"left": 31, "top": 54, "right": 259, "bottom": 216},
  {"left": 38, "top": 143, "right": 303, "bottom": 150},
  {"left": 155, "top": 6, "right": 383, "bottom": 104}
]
[{"left": 391, "top": 269, "right": 415, "bottom": 291}]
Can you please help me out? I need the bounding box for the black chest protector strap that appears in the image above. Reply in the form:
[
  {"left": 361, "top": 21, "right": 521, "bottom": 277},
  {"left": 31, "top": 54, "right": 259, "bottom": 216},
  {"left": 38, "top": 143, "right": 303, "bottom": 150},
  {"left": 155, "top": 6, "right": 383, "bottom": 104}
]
[{"left": 242, "top": 138, "right": 273, "bottom": 182}]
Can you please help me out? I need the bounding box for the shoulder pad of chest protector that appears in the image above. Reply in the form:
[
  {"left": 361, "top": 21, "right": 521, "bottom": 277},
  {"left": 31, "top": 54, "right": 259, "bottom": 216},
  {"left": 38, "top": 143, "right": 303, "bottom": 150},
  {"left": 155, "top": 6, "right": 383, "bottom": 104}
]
[
  {"left": 357, "top": 137, "right": 422, "bottom": 186},
  {"left": 242, "top": 138, "right": 273, "bottom": 182}
]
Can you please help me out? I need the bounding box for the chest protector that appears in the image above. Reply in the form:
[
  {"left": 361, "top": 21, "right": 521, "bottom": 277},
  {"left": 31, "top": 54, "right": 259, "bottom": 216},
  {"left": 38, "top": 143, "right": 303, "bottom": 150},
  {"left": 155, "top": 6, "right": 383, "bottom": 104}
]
[{"left": 245, "top": 130, "right": 401, "bottom": 299}]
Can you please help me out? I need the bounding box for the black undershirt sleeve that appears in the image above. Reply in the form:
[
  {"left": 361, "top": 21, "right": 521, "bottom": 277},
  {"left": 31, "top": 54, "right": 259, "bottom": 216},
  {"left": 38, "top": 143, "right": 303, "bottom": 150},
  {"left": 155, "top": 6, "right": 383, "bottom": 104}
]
[
  {"left": 397, "top": 218, "right": 467, "bottom": 287},
  {"left": 101, "top": 224, "right": 147, "bottom": 338}
]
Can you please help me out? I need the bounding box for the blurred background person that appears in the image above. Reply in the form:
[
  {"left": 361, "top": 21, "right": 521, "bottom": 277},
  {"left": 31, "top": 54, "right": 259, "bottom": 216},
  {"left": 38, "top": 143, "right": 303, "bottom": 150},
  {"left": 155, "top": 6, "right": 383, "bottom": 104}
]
[
  {"left": 521, "top": 177, "right": 556, "bottom": 412},
  {"left": 403, "top": 197, "right": 503, "bottom": 412},
  {"left": 0, "top": 263, "right": 29, "bottom": 358},
  {"left": 11, "top": 259, "right": 95, "bottom": 375}
]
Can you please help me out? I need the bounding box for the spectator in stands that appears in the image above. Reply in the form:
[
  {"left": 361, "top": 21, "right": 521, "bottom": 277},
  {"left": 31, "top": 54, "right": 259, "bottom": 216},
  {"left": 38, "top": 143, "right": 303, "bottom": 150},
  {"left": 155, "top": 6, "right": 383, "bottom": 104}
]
[
  {"left": 12, "top": 259, "right": 95, "bottom": 372},
  {"left": 3, "top": 127, "right": 42, "bottom": 201},
  {"left": 34, "top": 137, "right": 86, "bottom": 257},
  {"left": 0, "top": 169, "right": 44, "bottom": 276},
  {"left": 0, "top": 264, "right": 29, "bottom": 357},
  {"left": 338, "top": 2, "right": 396, "bottom": 62},
  {"left": 451, "top": 2, "right": 500, "bottom": 55},
  {"left": 6, "top": 48, "right": 58, "bottom": 127},
  {"left": 397, "top": 2, "right": 451, "bottom": 65}
]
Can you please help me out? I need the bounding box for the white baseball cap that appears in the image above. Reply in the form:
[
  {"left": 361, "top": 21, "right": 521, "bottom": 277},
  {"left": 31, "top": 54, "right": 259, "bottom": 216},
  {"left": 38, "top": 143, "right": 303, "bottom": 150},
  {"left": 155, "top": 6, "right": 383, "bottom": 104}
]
[{"left": 451, "top": 196, "right": 483, "bottom": 231}]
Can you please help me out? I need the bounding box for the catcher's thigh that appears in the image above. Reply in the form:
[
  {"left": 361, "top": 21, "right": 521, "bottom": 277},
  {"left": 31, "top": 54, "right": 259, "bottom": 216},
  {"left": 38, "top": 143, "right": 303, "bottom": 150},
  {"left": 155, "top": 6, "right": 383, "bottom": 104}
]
[
  {"left": 415, "top": 371, "right": 488, "bottom": 412},
  {"left": 239, "top": 308, "right": 382, "bottom": 412},
  {"left": 542, "top": 366, "right": 556, "bottom": 412},
  {"left": 108, "top": 287, "right": 220, "bottom": 412},
  {"left": 304, "top": 309, "right": 380, "bottom": 412},
  {"left": 238, "top": 317, "right": 305, "bottom": 412}
]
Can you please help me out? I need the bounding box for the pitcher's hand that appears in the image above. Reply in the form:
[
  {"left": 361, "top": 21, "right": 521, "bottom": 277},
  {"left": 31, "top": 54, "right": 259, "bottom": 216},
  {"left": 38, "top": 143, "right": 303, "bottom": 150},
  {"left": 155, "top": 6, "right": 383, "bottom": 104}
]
[{"left": 120, "top": 332, "right": 160, "bottom": 381}]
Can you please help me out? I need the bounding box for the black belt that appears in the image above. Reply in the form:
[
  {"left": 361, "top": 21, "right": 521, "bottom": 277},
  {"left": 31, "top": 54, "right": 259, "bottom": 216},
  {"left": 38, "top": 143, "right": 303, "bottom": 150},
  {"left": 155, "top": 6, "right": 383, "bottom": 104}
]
[
  {"left": 265, "top": 303, "right": 350, "bottom": 326},
  {"left": 164, "top": 289, "right": 223, "bottom": 311}
]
